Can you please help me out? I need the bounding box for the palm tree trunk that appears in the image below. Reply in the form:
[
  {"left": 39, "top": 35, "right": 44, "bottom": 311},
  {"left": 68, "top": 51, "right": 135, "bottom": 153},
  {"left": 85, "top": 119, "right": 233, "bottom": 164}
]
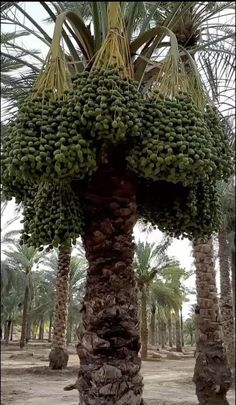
[
  {"left": 230, "top": 247, "right": 235, "bottom": 314},
  {"left": 5, "top": 320, "right": 11, "bottom": 345},
  {"left": 172, "top": 322, "right": 176, "bottom": 347},
  {"left": 48, "top": 314, "right": 53, "bottom": 342},
  {"left": 218, "top": 231, "right": 235, "bottom": 369},
  {"left": 140, "top": 285, "right": 148, "bottom": 359},
  {"left": 10, "top": 321, "right": 14, "bottom": 341},
  {"left": 193, "top": 239, "right": 232, "bottom": 405},
  {"left": 26, "top": 319, "right": 31, "bottom": 342},
  {"left": 66, "top": 314, "right": 73, "bottom": 345},
  {"left": 162, "top": 322, "right": 167, "bottom": 347},
  {"left": 160, "top": 321, "right": 165, "bottom": 348},
  {"left": 76, "top": 171, "right": 143, "bottom": 405},
  {"left": 156, "top": 324, "right": 159, "bottom": 347},
  {"left": 32, "top": 322, "right": 38, "bottom": 340},
  {"left": 20, "top": 283, "right": 29, "bottom": 348},
  {"left": 168, "top": 317, "right": 172, "bottom": 347},
  {"left": 150, "top": 306, "right": 156, "bottom": 346},
  {"left": 26, "top": 302, "right": 32, "bottom": 343},
  {"left": 158, "top": 320, "right": 162, "bottom": 348},
  {"left": 175, "top": 310, "right": 182, "bottom": 352},
  {"left": 190, "top": 332, "right": 193, "bottom": 346},
  {"left": 49, "top": 246, "right": 71, "bottom": 369},
  {"left": 39, "top": 318, "right": 44, "bottom": 340},
  {"left": 180, "top": 306, "right": 184, "bottom": 347}
]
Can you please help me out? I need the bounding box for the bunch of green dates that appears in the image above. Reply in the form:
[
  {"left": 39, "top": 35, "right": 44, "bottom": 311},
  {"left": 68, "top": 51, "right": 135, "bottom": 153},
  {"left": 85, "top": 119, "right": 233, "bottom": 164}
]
[
  {"left": 70, "top": 67, "right": 144, "bottom": 144},
  {"left": 20, "top": 182, "right": 83, "bottom": 250},
  {"left": 137, "top": 179, "right": 222, "bottom": 240},
  {"left": 3, "top": 93, "right": 96, "bottom": 182},
  {"left": 127, "top": 92, "right": 233, "bottom": 185}
]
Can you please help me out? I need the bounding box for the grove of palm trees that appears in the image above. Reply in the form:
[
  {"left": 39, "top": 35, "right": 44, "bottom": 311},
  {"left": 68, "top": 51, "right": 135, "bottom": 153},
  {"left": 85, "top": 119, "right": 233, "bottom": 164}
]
[{"left": 1, "top": 2, "right": 235, "bottom": 405}]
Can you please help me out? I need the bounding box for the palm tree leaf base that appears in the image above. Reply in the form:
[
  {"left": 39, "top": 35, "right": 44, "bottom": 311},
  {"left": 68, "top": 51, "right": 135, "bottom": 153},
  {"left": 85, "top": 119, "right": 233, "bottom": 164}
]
[
  {"left": 193, "top": 342, "right": 232, "bottom": 405},
  {"left": 76, "top": 168, "right": 143, "bottom": 405},
  {"left": 49, "top": 347, "right": 69, "bottom": 370}
]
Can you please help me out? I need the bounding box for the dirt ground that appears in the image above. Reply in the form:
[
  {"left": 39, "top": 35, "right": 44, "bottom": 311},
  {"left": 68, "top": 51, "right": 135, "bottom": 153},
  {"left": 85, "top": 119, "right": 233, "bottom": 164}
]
[{"left": 1, "top": 343, "right": 235, "bottom": 405}]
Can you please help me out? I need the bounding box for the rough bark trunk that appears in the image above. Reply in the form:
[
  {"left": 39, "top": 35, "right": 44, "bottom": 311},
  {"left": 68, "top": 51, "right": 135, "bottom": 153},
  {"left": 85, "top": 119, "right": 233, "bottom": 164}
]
[
  {"left": 230, "top": 246, "right": 235, "bottom": 316},
  {"left": 155, "top": 325, "right": 159, "bottom": 347},
  {"left": 39, "top": 318, "right": 44, "bottom": 340},
  {"left": 180, "top": 306, "right": 184, "bottom": 347},
  {"left": 10, "top": 321, "right": 13, "bottom": 341},
  {"left": 137, "top": 289, "right": 142, "bottom": 339},
  {"left": 140, "top": 286, "right": 148, "bottom": 360},
  {"left": 175, "top": 310, "right": 182, "bottom": 352},
  {"left": 158, "top": 320, "right": 162, "bottom": 348},
  {"left": 160, "top": 321, "right": 165, "bottom": 349},
  {"left": 67, "top": 314, "right": 73, "bottom": 345},
  {"left": 26, "top": 304, "right": 32, "bottom": 343},
  {"left": 32, "top": 323, "right": 38, "bottom": 340},
  {"left": 172, "top": 323, "right": 176, "bottom": 347},
  {"left": 76, "top": 170, "right": 143, "bottom": 405},
  {"left": 48, "top": 315, "right": 52, "bottom": 342},
  {"left": 190, "top": 332, "right": 193, "bottom": 346},
  {"left": 164, "top": 322, "right": 167, "bottom": 346},
  {"left": 218, "top": 231, "right": 235, "bottom": 369},
  {"left": 49, "top": 247, "right": 71, "bottom": 369},
  {"left": 193, "top": 239, "right": 232, "bottom": 405},
  {"left": 20, "top": 283, "right": 29, "bottom": 348},
  {"left": 150, "top": 306, "right": 156, "bottom": 346},
  {"left": 4, "top": 320, "right": 11, "bottom": 345},
  {"left": 168, "top": 317, "right": 172, "bottom": 347}
]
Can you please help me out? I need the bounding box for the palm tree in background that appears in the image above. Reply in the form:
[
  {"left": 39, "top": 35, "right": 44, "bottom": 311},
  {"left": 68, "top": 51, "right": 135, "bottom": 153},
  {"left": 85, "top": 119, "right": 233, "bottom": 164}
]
[
  {"left": 134, "top": 237, "right": 177, "bottom": 359},
  {"left": 149, "top": 280, "right": 181, "bottom": 349},
  {"left": 1, "top": 2, "right": 235, "bottom": 404},
  {"left": 39, "top": 246, "right": 87, "bottom": 368},
  {"left": 3, "top": 242, "right": 41, "bottom": 348},
  {"left": 184, "top": 314, "right": 196, "bottom": 346},
  {"left": 67, "top": 256, "right": 87, "bottom": 344},
  {"left": 193, "top": 239, "right": 232, "bottom": 405},
  {"left": 217, "top": 179, "right": 235, "bottom": 368},
  {"left": 1, "top": 262, "right": 25, "bottom": 343},
  {"left": 1, "top": 202, "right": 20, "bottom": 243}
]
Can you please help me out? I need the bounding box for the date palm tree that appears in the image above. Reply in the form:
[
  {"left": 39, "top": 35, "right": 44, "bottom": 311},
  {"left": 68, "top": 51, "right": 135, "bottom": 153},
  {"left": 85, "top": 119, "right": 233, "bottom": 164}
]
[
  {"left": 217, "top": 179, "right": 235, "bottom": 369},
  {"left": 39, "top": 245, "right": 86, "bottom": 368},
  {"left": 193, "top": 239, "right": 232, "bottom": 405},
  {"left": 184, "top": 316, "right": 196, "bottom": 346},
  {"left": 3, "top": 242, "right": 41, "bottom": 348},
  {"left": 134, "top": 237, "right": 177, "bottom": 359},
  {"left": 149, "top": 281, "right": 181, "bottom": 348},
  {"left": 1, "top": 261, "right": 25, "bottom": 343},
  {"left": 67, "top": 256, "right": 87, "bottom": 344},
  {"left": 1, "top": 2, "right": 235, "bottom": 404}
]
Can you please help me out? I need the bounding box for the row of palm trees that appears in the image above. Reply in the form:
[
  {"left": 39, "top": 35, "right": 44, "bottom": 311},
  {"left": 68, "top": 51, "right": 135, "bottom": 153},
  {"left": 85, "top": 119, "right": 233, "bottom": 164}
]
[
  {"left": 1, "top": 225, "right": 190, "bottom": 353},
  {"left": 1, "top": 215, "right": 234, "bottom": 363},
  {"left": 1, "top": 239, "right": 86, "bottom": 346}
]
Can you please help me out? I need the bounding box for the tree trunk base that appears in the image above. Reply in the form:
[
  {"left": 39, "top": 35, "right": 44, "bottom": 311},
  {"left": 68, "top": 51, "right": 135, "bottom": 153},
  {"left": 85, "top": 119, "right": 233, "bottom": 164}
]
[
  {"left": 19, "top": 340, "right": 25, "bottom": 349},
  {"left": 77, "top": 344, "right": 143, "bottom": 405},
  {"left": 49, "top": 347, "right": 69, "bottom": 370},
  {"left": 193, "top": 343, "right": 232, "bottom": 405},
  {"left": 76, "top": 169, "right": 143, "bottom": 405}
]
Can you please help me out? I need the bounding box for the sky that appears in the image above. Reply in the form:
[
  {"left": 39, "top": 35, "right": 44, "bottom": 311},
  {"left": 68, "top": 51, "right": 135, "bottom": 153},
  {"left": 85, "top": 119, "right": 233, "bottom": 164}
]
[{"left": 2, "top": 2, "right": 232, "bottom": 319}]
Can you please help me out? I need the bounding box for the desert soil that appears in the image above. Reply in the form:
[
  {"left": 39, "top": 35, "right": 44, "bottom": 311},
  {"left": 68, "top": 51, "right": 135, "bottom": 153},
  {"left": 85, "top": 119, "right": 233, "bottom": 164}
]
[{"left": 1, "top": 343, "right": 235, "bottom": 405}]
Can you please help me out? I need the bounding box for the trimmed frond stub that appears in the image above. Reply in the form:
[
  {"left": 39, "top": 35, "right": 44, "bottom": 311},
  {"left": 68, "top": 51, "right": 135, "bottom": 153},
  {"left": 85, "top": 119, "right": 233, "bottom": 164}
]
[{"left": 92, "top": 2, "right": 132, "bottom": 79}]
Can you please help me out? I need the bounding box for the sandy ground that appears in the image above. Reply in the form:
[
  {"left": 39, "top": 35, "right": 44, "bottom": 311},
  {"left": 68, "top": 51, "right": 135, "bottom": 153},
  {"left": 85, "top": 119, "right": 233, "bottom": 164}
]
[{"left": 1, "top": 343, "right": 235, "bottom": 405}]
